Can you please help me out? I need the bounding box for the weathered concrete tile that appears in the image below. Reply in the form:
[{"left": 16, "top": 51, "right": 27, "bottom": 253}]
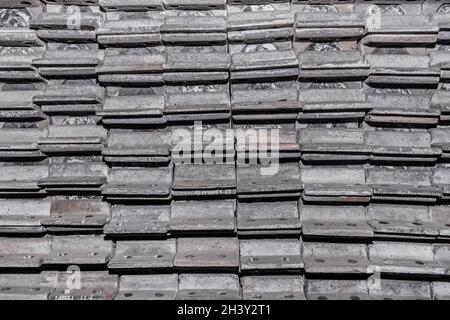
[
  {"left": 102, "top": 166, "right": 172, "bottom": 201},
  {"left": 432, "top": 90, "right": 450, "bottom": 122},
  {"left": 43, "top": 199, "right": 109, "bottom": 232},
  {"left": 235, "top": 124, "right": 300, "bottom": 160},
  {"left": 0, "top": 165, "right": 48, "bottom": 197},
  {"left": 0, "top": 1, "right": 43, "bottom": 8},
  {"left": 104, "top": 205, "right": 170, "bottom": 236},
  {"left": 368, "top": 167, "right": 433, "bottom": 187},
  {"left": 367, "top": 204, "right": 439, "bottom": 238},
  {"left": 298, "top": 50, "right": 369, "bottom": 80},
  {"left": 366, "top": 129, "right": 440, "bottom": 163},
  {"left": 367, "top": 167, "right": 440, "bottom": 203},
  {"left": 99, "top": 0, "right": 164, "bottom": 11},
  {"left": 165, "top": 91, "right": 230, "bottom": 123},
  {"left": 366, "top": 93, "right": 438, "bottom": 126},
  {"left": 0, "top": 237, "right": 51, "bottom": 269},
  {"left": 366, "top": 54, "right": 440, "bottom": 86},
  {"left": 40, "top": 1, "right": 99, "bottom": 5},
  {"left": 39, "top": 162, "right": 107, "bottom": 193},
  {"left": 232, "top": 87, "right": 300, "bottom": 122},
  {"left": 433, "top": 167, "right": 450, "bottom": 199},
  {"left": 30, "top": 6, "right": 102, "bottom": 42},
  {"left": 231, "top": 50, "right": 298, "bottom": 82},
  {"left": 432, "top": 281, "right": 450, "bottom": 300},
  {"left": 172, "top": 164, "right": 236, "bottom": 198},
  {"left": 2, "top": 0, "right": 450, "bottom": 301},
  {"left": 237, "top": 201, "right": 300, "bottom": 236},
  {"left": 294, "top": 12, "right": 365, "bottom": 41},
  {"left": 103, "top": 130, "right": 171, "bottom": 164},
  {"left": 434, "top": 244, "right": 450, "bottom": 275},
  {"left": 369, "top": 279, "right": 432, "bottom": 300},
  {"left": 368, "top": 241, "right": 445, "bottom": 276},
  {"left": 363, "top": 15, "right": 438, "bottom": 46},
  {"left": 38, "top": 125, "right": 107, "bottom": 155},
  {"left": 0, "top": 272, "right": 58, "bottom": 300},
  {"left": 0, "top": 200, "right": 50, "bottom": 234},
  {"left": 164, "top": 0, "right": 225, "bottom": 10},
  {"left": 33, "top": 84, "right": 104, "bottom": 115},
  {"left": 97, "top": 48, "right": 165, "bottom": 85},
  {"left": 303, "top": 242, "right": 372, "bottom": 275},
  {"left": 0, "top": 46, "right": 43, "bottom": 81},
  {"left": 33, "top": 44, "right": 100, "bottom": 78},
  {"left": 305, "top": 279, "right": 369, "bottom": 300},
  {"left": 299, "top": 88, "right": 370, "bottom": 122},
  {"left": 45, "top": 235, "right": 113, "bottom": 265},
  {"left": 98, "top": 14, "right": 162, "bottom": 46},
  {"left": 237, "top": 163, "right": 301, "bottom": 199},
  {"left": 299, "top": 128, "right": 369, "bottom": 162},
  {"left": 164, "top": 52, "right": 229, "bottom": 84},
  {"left": 162, "top": 15, "right": 226, "bottom": 45},
  {"left": 301, "top": 205, "right": 372, "bottom": 238},
  {"left": 430, "top": 128, "right": 450, "bottom": 158},
  {"left": 0, "top": 85, "right": 46, "bottom": 122},
  {"left": 429, "top": 206, "right": 450, "bottom": 238},
  {"left": 49, "top": 271, "right": 118, "bottom": 300},
  {"left": 0, "top": 128, "right": 47, "bottom": 161},
  {"left": 228, "top": 10, "right": 293, "bottom": 44}
]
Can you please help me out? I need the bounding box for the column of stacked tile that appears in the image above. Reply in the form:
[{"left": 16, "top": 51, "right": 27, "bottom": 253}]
[{"left": 1, "top": 0, "right": 450, "bottom": 300}]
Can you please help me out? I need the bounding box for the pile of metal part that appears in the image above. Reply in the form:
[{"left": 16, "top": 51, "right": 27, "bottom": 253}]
[{"left": 1, "top": 0, "right": 450, "bottom": 300}]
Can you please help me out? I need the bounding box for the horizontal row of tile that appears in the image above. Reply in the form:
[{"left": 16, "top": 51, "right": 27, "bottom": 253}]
[
  {"left": 5, "top": 125, "right": 450, "bottom": 163},
  {"left": 2, "top": 235, "right": 450, "bottom": 276},
  {"left": 2, "top": 270, "right": 450, "bottom": 300},
  {"left": 1, "top": 271, "right": 450, "bottom": 300},
  {"left": 2, "top": 199, "right": 450, "bottom": 239},
  {"left": 3, "top": 163, "right": 450, "bottom": 203}
]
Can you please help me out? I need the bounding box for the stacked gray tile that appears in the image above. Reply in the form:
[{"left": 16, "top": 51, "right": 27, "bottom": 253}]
[{"left": 0, "top": 0, "right": 450, "bottom": 300}]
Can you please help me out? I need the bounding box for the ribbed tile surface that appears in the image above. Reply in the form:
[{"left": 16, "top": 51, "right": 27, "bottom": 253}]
[{"left": 1, "top": 0, "right": 450, "bottom": 300}]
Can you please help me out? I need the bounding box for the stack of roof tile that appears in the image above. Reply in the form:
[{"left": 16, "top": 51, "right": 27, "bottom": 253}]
[{"left": 1, "top": 0, "right": 450, "bottom": 300}]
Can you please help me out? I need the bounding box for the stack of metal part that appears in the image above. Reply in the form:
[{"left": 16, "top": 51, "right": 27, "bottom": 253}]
[{"left": 1, "top": 0, "right": 450, "bottom": 300}]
